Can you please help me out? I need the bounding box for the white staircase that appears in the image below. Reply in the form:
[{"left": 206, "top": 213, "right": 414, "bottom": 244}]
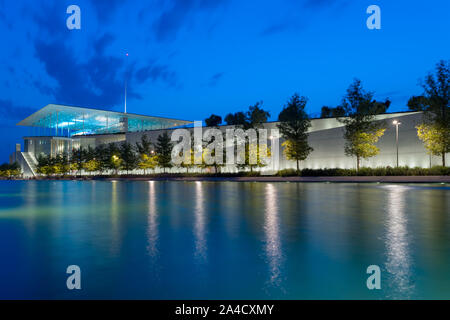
[{"left": 21, "top": 152, "right": 38, "bottom": 177}]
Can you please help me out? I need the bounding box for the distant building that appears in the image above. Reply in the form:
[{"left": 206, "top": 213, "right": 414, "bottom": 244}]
[{"left": 11, "top": 104, "right": 445, "bottom": 177}]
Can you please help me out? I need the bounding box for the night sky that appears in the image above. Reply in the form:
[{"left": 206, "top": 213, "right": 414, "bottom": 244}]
[{"left": 0, "top": 0, "right": 449, "bottom": 162}]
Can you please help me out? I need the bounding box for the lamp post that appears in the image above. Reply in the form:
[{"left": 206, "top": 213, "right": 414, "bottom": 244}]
[{"left": 393, "top": 120, "right": 401, "bottom": 167}]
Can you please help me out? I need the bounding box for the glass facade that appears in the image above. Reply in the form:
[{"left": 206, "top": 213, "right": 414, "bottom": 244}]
[{"left": 17, "top": 104, "right": 192, "bottom": 136}]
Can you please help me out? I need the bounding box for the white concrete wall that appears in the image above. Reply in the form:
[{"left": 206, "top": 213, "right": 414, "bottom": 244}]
[{"left": 125, "top": 111, "right": 448, "bottom": 171}]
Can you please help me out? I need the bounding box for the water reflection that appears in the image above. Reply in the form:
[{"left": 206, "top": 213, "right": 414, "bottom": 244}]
[
  {"left": 194, "top": 181, "right": 207, "bottom": 262},
  {"left": 110, "top": 181, "right": 120, "bottom": 254},
  {"left": 264, "top": 184, "right": 284, "bottom": 290},
  {"left": 384, "top": 185, "right": 415, "bottom": 298},
  {"left": 147, "top": 181, "right": 158, "bottom": 257}
]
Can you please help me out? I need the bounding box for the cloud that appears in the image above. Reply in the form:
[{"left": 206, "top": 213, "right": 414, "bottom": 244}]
[
  {"left": 261, "top": 22, "right": 293, "bottom": 36},
  {"left": 33, "top": 32, "right": 179, "bottom": 109},
  {"left": 0, "top": 99, "right": 37, "bottom": 122},
  {"left": 153, "top": 0, "right": 227, "bottom": 42},
  {"left": 208, "top": 72, "right": 224, "bottom": 87},
  {"left": 134, "top": 64, "right": 178, "bottom": 87},
  {"left": 303, "top": 0, "right": 338, "bottom": 8},
  {"left": 31, "top": 1, "right": 69, "bottom": 39},
  {"left": 33, "top": 36, "right": 126, "bottom": 110},
  {"left": 261, "top": 0, "right": 351, "bottom": 36},
  {"left": 89, "top": 0, "right": 123, "bottom": 23}
]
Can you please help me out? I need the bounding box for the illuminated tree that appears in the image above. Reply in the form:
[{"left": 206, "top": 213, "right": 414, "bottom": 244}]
[
  {"left": 408, "top": 60, "right": 449, "bottom": 166},
  {"left": 0, "top": 162, "right": 21, "bottom": 178},
  {"left": 278, "top": 93, "right": 313, "bottom": 173},
  {"left": 339, "top": 79, "right": 387, "bottom": 170},
  {"left": 281, "top": 139, "right": 313, "bottom": 172},
  {"left": 83, "top": 159, "right": 101, "bottom": 175},
  {"left": 138, "top": 154, "right": 158, "bottom": 174},
  {"left": 236, "top": 143, "right": 271, "bottom": 173},
  {"left": 416, "top": 123, "right": 450, "bottom": 166},
  {"left": 344, "top": 129, "right": 386, "bottom": 168}
]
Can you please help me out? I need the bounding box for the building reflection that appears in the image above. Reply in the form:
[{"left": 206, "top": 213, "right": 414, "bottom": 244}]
[
  {"left": 194, "top": 181, "right": 207, "bottom": 262},
  {"left": 147, "top": 181, "right": 158, "bottom": 258},
  {"left": 264, "top": 183, "right": 284, "bottom": 290},
  {"left": 384, "top": 185, "right": 415, "bottom": 298}
]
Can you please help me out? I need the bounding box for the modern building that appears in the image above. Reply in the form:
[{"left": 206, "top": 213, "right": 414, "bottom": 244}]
[
  {"left": 11, "top": 104, "right": 192, "bottom": 176},
  {"left": 11, "top": 104, "right": 447, "bottom": 177}
]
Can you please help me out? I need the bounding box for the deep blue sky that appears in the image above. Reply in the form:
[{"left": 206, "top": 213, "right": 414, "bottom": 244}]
[{"left": 0, "top": 0, "right": 449, "bottom": 162}]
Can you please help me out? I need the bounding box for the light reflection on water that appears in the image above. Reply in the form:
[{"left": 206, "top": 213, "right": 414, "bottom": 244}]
[
  {"left": 0, "top": 181, "right": 449, "bottom": 299},
  {"left": 384, "top": 185, "right": 415, "bottom": 299},
  {"left": 147, "top": 181, "right": 158, "bottom": 258},
  {"left": 263, "top": 184, "right": 284, "bottom": 292},
  {"left": 194, "top": 181, "right": 207, "bottom": 263}
]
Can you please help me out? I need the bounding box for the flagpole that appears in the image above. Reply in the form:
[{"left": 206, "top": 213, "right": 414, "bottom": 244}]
[{"left": 124, "top": 52, "right": 129, "bottom": 114}]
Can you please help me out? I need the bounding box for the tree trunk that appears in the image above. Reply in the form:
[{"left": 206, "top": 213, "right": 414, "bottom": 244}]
[
  {"left": 357, "top": 156, "right": 360, "bottom": 171},
  {"left": 443, "top": 153, "right": 446, "bottom": 167},
  {"left": 296, "top": 160, "right": 299, "bottom": 174}
]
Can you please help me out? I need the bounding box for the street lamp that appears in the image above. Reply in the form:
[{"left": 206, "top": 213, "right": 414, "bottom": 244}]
[{"left": 393, "top": 120, "right": 401, "bottom": 167}]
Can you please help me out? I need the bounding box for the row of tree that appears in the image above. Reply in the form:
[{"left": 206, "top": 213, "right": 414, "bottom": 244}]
[
  {"left": 36, "top": 135, "right": 161, "bottom": 176},
  {"left": 204, "top": 59, "right": 449, "bottom": 169},
  {"left": 0, "top": 162, "right": 21, "bottom": 178}
]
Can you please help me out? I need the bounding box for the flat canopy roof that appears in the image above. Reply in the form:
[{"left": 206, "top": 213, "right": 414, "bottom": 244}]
[{"left": 17, "top": 104, "right": 192, "bottom": 135}]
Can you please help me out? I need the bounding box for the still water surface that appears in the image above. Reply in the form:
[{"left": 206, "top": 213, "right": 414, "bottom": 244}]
[{"left": 0, "top": 180, "right": 449, "bottom": 299}]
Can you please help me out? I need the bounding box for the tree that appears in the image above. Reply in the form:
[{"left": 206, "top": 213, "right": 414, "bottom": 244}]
[
  {"left": 339, "top": 79, "right": 387, "bottom": 170},
  {"left": 201, "top": 143, "right": 225, "bottom": 174},
  {"left": 407, "top": 95, "right": 429, "bottom": 111},
  {"left": 155, "top": 132, "right": 173, "bottom": 172},
  {"left": 416, "top": 123, "right": 450, "bottom": 166},
  {"left": 236, "top": 143, "right": 271, "bottom": 173},
  {"left": 136, "top": 134, "right": 152, "bottom": 155},
  {"left": 409, "top": 60, "right": 449, "bottom": 166},
  {"left": 55, "top": 153, "right": 70, "bottom": 176},
  {"left": 70, "top": 147, "right": 86, "bottom": 176},
  {"left": 105, "top": 143, "right": 121, "bottom": 175},
  {"left": 246, "top": 101, "right": 270, "bottom": 129},
  {"left": 138, "top": 154, "right": 158, "bottom": 174},
  {"left": 94, "top": 144, "right": 109, "bottom": 174},
  {"left": 119, "top": 142, "right": 138, "bottom": 174},
  {"left": 83, "top": 159, "right": 101, "bottom": 175},
  {"left": 225, "top": 102, "right": 271, "bottom": 172},
  {"left": 36, "top": 154, "right": 50, "bottom": 176},
  {"left": 0, "top": 162, "right": 21, "bottom": 178},
  {"left": 281, "top": 140, "right": 313, "bottom": 172},
  {"left": 225, "top": 112, "right": 247, "bottom": 126},
  {"left": 277, "top": 93, "right": 313, "bottom": 172},
  {"left": 344, "top": 129, "right": 386, "bottom": 166},
  {"left": 205, "top": 114, "right": 222, "bottom": 127},
  {"left": 320, "top": 105, "right": 346, "bottom": 118},
  {"left": 135, "top": 134, "right": 156, "bottom": 174}
]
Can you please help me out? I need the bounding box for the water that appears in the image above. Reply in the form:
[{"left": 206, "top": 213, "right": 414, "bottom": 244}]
[{"left": 0, "top": 180, "right": 449, "bottom": 299}]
